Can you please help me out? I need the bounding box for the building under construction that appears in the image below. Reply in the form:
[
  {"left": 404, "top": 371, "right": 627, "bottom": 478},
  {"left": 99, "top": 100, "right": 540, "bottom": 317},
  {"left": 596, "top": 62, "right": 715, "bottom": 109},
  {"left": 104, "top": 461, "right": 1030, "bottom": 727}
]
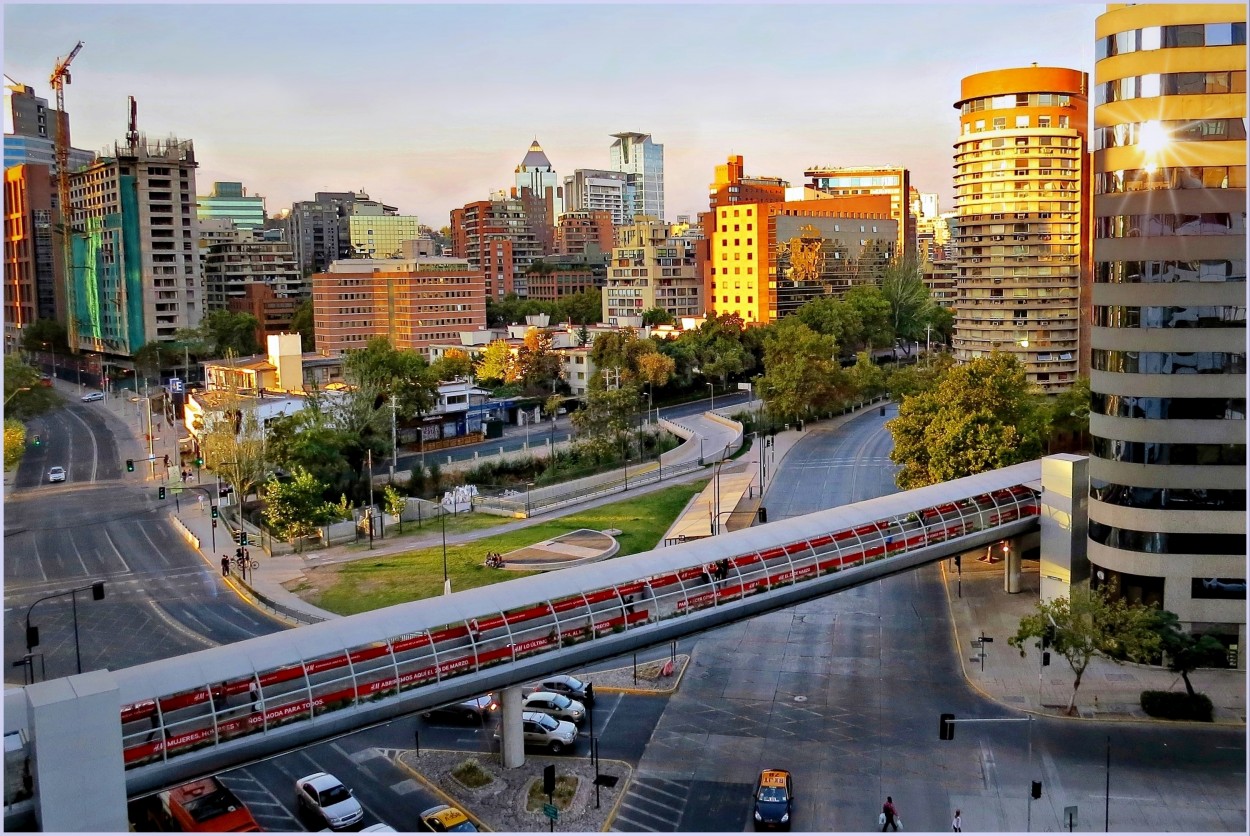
[{"left": 69, "top": 134, "right": 201, "bottom": 356}]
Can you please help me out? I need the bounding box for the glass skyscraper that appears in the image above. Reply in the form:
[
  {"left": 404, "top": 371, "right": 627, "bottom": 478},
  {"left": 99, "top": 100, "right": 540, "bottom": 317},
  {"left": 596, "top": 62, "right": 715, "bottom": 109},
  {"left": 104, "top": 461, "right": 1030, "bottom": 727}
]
[{"left": 609, "top": 132, "right": 664, "bottom": 222}]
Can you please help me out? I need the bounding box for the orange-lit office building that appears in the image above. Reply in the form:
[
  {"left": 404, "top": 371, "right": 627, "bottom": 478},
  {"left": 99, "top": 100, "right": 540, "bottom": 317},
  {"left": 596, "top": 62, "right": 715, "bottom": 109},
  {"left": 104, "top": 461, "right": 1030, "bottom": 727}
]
[
  {"left": 3, "top": 164, "right": 60, "bottom": 353},
  {"left": 952, "top": 65, "right": 1091, "bottom": 394},
  {"left": 311, "top": 257, "right": 486, "bottom": 357},
  {"left": 709, "top": 155, "right": 789, "bottom": 209},
  {"left": 803, "top": 165, "right": 916, "bottom": 260},
  {"left": 705, "top": 195, "right": 895, "bottom": 326},
  {"left": 1088, "top": 3, "right": 1246, "bottom": 659}
]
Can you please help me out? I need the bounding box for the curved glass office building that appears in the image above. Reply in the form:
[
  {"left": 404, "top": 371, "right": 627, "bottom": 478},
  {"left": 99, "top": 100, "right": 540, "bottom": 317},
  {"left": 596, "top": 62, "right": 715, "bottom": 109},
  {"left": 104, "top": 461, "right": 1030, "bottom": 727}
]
[{"left": 1090, "top": 3, "right": 1246, "bottom": 664}]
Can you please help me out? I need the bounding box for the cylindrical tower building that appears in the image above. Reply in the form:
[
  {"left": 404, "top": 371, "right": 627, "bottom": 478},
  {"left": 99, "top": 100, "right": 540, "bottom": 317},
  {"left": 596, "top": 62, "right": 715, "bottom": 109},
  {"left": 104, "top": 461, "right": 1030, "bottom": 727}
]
[
  {"left": 952, "top": 66, "right": 1091, "bottom": 393},
  {"left": 1090, "top": 4, "right": 1247, "bottom": 664}
]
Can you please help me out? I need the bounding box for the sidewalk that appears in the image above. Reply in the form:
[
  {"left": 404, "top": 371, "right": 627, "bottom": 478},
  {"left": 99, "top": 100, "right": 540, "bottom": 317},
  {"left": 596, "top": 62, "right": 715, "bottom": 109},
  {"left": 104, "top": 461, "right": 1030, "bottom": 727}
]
[{"left": 943, "top": 554, "right": 1247, "bottom": 725}]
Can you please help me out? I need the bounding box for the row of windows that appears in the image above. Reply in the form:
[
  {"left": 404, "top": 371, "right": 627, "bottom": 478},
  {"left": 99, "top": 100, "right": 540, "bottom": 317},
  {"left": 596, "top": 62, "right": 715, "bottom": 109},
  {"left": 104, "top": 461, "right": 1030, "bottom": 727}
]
[
  {"left": 1091, "top": 350, "right": 1246, "bottom": 375},
  {"left": 1096, "top": 165, "right": 1246, "bottom": 194},
  {"left": 1095, "top": 259, "right": 1245, "bottom": 284},
  {"left": 1091, "top": 437, "right": 1246, "bottom": 466},
  {"left": 1096, "top": 71, "right": 1246, "bottom": 106},
  {"left": 964, "top": 114, "right": 1072, "bottom": 134},
  {"left": 1095, "top": 212, "right": 1245, "bottom": 239},
  {"left": 1093, "top": 305, "right": 1246, "bottom": 329},
  {"left": 1090, "top": 393, "right": 1245, "bottom": 421},
  {"left": 1093, "top": 117, "right": 1246, "bottom": 151},
  {"left": 961, "top": 136, "right": 1076, "bottom": 151},
  {"left": 1090, "top": 480, "right": 1245, "bottom": 511},
  {"left": 959, "top": 92, "right": 1075, "bottom": 114},
  {"left": 1096, "top": 22, "right": 1246, "bottom": 60},
  {"left": 1088, "top": 521, "right": 1245, "bottom": 556}
]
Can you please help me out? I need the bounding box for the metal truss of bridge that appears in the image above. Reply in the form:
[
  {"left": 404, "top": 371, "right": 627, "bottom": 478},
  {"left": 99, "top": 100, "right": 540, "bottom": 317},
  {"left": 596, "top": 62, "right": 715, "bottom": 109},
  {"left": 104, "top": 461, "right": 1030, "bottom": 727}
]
[{"left": 9, "top": 460, "right": 1057, "bottom": 832}]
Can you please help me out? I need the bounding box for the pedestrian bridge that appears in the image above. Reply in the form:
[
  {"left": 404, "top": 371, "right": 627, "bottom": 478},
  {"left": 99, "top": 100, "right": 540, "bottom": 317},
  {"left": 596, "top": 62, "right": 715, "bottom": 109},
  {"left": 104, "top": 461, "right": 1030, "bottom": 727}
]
[{"left": 8, "top": 461, "right": 1051, "bottom": 831}]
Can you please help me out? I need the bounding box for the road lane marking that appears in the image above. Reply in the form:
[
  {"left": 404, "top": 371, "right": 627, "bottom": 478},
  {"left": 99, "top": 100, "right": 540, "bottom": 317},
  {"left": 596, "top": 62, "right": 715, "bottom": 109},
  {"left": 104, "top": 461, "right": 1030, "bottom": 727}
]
[
  {"left": 62, "top": 406, "right": 99, "bottom": 483},
  {"left": 101, "top": 527, "right": 133, "bottom": 574},
  {"left": 67, "top": 530, "right": 90, "bottom": 576},
  {"left": 144, "top": 600, "right": 217, "bottom": 649},
  {"left": 29, "top": 536, "right": 48, "bottom": 584}
]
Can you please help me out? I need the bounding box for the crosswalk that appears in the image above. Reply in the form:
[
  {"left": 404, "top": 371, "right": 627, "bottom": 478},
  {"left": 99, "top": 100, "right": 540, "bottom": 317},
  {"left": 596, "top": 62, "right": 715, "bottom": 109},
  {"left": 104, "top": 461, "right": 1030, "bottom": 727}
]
[{"left": 610, "top": 772, "right": 691, "bottom": 831}]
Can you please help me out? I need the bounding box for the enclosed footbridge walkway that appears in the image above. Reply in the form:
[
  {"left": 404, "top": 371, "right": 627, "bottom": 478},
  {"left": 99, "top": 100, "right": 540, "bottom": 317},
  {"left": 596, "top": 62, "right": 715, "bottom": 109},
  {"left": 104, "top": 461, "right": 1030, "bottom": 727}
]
[{"left": 11, "top": 461, "right": 1045, "bottom": 831}]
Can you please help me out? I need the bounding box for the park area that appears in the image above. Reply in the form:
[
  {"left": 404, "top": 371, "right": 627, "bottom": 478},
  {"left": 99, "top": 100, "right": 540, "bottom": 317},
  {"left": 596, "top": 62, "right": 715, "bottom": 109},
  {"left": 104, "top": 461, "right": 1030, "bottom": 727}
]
[{"left": 289, "top": 481, "right": 707, "bottom": 615}]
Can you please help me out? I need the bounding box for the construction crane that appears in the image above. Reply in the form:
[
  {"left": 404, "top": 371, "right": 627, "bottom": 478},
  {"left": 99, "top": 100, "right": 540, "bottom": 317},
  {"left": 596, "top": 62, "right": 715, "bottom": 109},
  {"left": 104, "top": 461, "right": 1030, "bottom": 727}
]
[{"left": 50, "top": 40, "right": 83, "bottom": 354}]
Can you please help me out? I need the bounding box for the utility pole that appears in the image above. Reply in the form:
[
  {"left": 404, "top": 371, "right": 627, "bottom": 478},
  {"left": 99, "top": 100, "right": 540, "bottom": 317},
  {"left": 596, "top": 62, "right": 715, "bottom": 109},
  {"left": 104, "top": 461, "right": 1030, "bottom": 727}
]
[
  {"left": 366, "top": 449, "right": 375, "bottom": 549},
  {"left": 390, "top": 394, "right": 399, "bottom": 474}
]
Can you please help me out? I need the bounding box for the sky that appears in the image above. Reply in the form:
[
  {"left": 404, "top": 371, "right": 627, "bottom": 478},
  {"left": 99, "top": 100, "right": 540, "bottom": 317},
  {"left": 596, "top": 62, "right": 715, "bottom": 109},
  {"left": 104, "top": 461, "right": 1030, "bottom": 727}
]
[{"left": 4, "top": 2, "right": 1102, "bottom": 226}]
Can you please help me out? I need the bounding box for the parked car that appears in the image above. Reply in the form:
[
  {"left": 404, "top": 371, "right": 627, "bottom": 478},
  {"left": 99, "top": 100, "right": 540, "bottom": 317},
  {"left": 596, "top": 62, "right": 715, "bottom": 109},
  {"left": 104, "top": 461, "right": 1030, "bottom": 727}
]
[
  {"left": 533, "top": 674, "right": 594, "bottom": 706},
  {"left": 361, "top": 825, "right": 399, "bottom": 833},
  {"left": 492, "top": 710, "right": 577, "bottom": 753},
  {"left": 295, "top": 772, "right": 363, "bottom": 831},
  {"left": 753, "top": 768, "right": 793, "bottom": 830},
  {"left": 522, "top": 691, "right": 586, "bottom": 725},
  {"left": 80, "top": 391, "right": 104, "bottom": 402},
  {"left": 421, "top": 693, "right": 497, "bottom": 724},
  {"left": 419, "top": 804, "right": 478, "bottom": 832},
  {"left": 47, "top": 466, "right": 66, "bottom": 483}
]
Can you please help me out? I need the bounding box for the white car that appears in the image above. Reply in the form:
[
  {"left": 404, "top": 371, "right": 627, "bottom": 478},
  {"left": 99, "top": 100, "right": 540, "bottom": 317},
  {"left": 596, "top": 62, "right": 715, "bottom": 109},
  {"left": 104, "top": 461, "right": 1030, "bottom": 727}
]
[
  {"left": 80, "top": 392, "right": 104, "bottom": 402},
  {"left": 295, "top": 772, "right": 364, "bottom": 830},
  {"left": 47, "top": 466, "right": 66, "bottom": 483}
]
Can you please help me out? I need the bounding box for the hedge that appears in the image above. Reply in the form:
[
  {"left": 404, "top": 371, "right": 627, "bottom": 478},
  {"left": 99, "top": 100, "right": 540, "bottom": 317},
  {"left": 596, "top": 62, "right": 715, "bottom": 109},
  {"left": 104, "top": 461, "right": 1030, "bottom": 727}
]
[{"left": 1140, "top": 690, "right": 1214, "bottom": 722}]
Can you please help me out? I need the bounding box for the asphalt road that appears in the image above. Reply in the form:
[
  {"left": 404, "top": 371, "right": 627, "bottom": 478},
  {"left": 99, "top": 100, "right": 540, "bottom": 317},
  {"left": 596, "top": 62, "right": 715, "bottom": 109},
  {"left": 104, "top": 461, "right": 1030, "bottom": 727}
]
[
  {"left": 392, "top": 392, "right": 752, "bottom": 472},
  {"left": 3, "top": 397, "right": 286, "bottom": 684}
]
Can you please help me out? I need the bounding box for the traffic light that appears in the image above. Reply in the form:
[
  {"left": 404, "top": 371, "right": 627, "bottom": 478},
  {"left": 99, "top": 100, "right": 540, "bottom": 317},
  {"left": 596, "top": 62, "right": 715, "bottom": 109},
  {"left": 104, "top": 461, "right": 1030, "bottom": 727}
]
[
  {"left": 939, "top": 712, "right": 955, "bottom": 741},
  {"left": 211, "top": 505, "right": 219, "bottom": 520},
  {"left": 239, "top": 530, "right": 247, "bottom": 546},
  {"left": 126, "top": 459, "right": 134, "bottom": 472},
  {"left": 158, "top": 486, "right": 166, "bottom": 500},
  {"left": 194, "top": 456, "right": 204, "bottom": 468},
  {"left": 954, "top": 554, "right": 962, "bottom": 569},
  {"left": 33, "top": 435, "right": 41, "bottom": 446},
  {"left": 1031, "top": 781, "right": 1042, "bottom": 799},
  {"left": 1042, "top": 651, "right": 1052, "bottom": 667},
  {"left": 1042, "top": 624, "right": 1056, "bottom": 649}
]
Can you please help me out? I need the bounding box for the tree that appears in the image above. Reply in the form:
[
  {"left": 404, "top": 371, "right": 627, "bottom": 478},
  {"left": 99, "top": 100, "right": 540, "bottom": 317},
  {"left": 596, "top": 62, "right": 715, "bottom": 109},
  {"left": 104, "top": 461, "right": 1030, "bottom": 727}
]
[
  {"left": 4, "top": 420, "right": 26, "bottom": 471},
  {"left": 4, "top": 356, "right": 61, "bottom": 420},
  {"left": 641, "top": 307, "right": 674, "bottom": 326},
  {"left": 886, "top": 352, "right": 1047, "bottom": 489},
  {"left": 517, "top": 328, "right": 563, "bottom": 392},
  {"left": 474, "top": 339, "right": 518, "bottom": 386},
  {"left": 679, "top": 313, "right": 753, "bottom": 386},
  {"left": 554, "top": 289, "right": 602, "bottom": 326},
  {"left": 758, "top": 319, "right": 847, "bottom": 422},
  {"left": 842, "top": 285, "right": 893, "bottom": 352},
  {"left": 1045, "top": 377, "right": 1091, "bottom": 453},
  {"left": 289, "top": 298, "right": 315, "bottom": 352},
  {"left": 571, "top": 384, "right": 639, "bottom": 448},
  {"left": 845, "top": 351, "right": 887, "bottom": 399},
  {"left": 589, "top": 328, "right": 664, "bottom": 389},
  {"left": 20, "top": 319, "right": 70, "bottom": 354},
  {"left": 261, "top": 467, "right": 336, "bottom": 551},
  {"left": 879, "top": 256, "right": 935, "bottom": 356},
  {"left": 430, "top": 348, "right": 473, "bottom": 381},
  {"left": 342, "top": 337, "right": 437, "bottom": 420},
  {"left": 886, "top": 351, "right": 957, "bottom": 398},
  {"left": 382, "top": 484, "right": 407, "bottom": 534},
  {"left": 199, "top": 390, "right": 268, "bottom": 502},
  {"left": 266, "top": 411, "right": 356, "bottom": 501},
  {"left": 199, "top": 309, "right": 261, "bottom": 357},
  {"left": 1009, "top": 585, "right": 1160, "bottom": 715},
  {"left": 1146, "top": 609, "right": 1228, "bottom": 697}
]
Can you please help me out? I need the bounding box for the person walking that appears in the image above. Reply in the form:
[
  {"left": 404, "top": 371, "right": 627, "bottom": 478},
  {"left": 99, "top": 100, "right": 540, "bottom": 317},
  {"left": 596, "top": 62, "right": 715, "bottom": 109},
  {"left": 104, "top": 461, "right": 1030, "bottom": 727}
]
[
  {"left": 221, "top": 555, "right": 231, "bottom": 577},
  {"left": 881, "top": 796, "right": 900, "bottom": 832},
  {"left": 952, "top": 809, "right": 962, "bottom": 832}
]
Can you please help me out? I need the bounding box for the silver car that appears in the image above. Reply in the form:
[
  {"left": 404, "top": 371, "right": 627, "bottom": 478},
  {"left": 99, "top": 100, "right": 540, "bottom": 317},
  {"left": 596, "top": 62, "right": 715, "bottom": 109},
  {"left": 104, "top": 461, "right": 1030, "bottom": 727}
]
[
  {"left": 47, "top": 466, "right": 66, "bottom": 483},
  {"left": 295, "top": 771, "right": 363, "bottom": 830},
  {"left": 493, "top": 710, "right": 577, "bottom": 753},
  {"left": 522, "top": 691, "right": 586, "bottom": 725}
]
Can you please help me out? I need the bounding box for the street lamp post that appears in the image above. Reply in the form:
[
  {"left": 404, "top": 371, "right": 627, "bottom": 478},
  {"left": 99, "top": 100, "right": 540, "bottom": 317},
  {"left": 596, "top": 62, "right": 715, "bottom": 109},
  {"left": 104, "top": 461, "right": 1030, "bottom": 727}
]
[
  {"left": 5, "top": 386, "right": 31, "bottom": 407},
  {"left": 526, "top": 481, "right": 535, "bottom": 517},
  {"left": 707, "top": 382, "right": 715, "bottom": 414},
  {"left": 25, "top": 581, "right": 106, "bottom": 677},
  {"left": 130, "top": 395, "right": 156, "bottom": 479},
  {"left": 440, "top": 508, "right": 451, "bottom": 596}
]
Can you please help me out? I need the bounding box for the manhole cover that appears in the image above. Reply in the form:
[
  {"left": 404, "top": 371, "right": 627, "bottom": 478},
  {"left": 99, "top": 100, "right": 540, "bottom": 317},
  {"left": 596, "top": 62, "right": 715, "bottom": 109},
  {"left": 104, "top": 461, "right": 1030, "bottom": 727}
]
[{"left": 793, "top": 695, "right": 808, "bottom": 703}]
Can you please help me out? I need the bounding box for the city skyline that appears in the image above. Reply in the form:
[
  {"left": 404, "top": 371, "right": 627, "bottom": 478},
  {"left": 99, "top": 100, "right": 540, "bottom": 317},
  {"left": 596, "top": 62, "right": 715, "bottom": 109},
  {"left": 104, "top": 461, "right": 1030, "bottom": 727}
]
[{"left": 4, "top": 3, "right": 1100, "bottom": 223}]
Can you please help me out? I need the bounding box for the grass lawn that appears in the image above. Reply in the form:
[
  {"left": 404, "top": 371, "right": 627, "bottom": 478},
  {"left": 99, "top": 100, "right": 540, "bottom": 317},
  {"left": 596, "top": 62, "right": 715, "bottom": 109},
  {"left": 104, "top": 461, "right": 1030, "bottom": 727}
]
[
  {"left": 309, "top": 480, "right": 708, "bottom": 615},
  {"left": 340, "top": 511, "right": 501, "bottom": 552}
]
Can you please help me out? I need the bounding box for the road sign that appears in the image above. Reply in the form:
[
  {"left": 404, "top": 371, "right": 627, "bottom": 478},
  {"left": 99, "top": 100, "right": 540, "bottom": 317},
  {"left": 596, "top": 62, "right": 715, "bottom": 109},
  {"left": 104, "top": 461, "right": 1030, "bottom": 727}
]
[
  {"left": 1064, "top": 805, "right": 1078, "bottom": 831},
  {"left": 542, "top": 804, "right": 558, "bottom": 821},
  {"left": 168, "top": 377, "right": 183, "bottom": 393}
]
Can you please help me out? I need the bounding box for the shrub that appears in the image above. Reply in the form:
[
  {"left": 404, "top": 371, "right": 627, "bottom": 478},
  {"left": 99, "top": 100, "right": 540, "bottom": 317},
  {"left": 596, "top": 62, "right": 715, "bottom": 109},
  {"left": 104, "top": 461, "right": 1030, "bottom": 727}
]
[
  {"left": 450, "top": 758, "right": 493, "bottom": 789},
  {"left": 1140, "top": 690, "right": 1213, "bottom": 722}
]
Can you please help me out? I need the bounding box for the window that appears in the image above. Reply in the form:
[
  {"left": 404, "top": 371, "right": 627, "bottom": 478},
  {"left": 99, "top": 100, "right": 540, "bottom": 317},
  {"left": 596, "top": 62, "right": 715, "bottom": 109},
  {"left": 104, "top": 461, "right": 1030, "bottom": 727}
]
[
  {"left": 1016, "top": 115, "right": 1030, "bottom": 128},
  {"left": 1058, "top": 116, "right": 1069, "bottom": 128},
  {"left": 993, "top": 117, "right": 1007, "bottom": 130}
]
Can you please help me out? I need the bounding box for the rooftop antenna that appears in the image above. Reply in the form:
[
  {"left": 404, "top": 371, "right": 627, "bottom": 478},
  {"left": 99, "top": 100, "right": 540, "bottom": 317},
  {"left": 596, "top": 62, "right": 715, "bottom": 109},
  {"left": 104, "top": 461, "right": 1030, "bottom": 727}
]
[{"left": 126, "top": 95, "right": 138, "bottom": 152}]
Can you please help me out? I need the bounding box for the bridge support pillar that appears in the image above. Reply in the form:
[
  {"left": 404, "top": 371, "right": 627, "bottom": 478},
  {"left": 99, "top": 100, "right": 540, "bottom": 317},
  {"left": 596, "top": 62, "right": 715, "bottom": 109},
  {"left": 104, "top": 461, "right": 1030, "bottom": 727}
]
[
  {"left": 27, "top": 670, "right": 128, "bottom": 832},
  {"left": 1003, "top": 539, "right": 1022, "bottom": 594},
  {"left": 498, "top": 685, "right": 525, "bottom": 769},
  {"left": 1039, "top": 454, "right": 1089, "bottom": 605}
]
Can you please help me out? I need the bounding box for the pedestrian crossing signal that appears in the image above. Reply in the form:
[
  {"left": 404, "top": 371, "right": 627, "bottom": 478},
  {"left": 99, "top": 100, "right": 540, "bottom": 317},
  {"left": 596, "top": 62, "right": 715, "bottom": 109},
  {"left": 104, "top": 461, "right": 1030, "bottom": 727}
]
[
  {"left": 126, "top": 459, "right": 134, "bottom": 472},
  {"left": 158, "top": 486, "right": 166, "bottom": 500}
]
